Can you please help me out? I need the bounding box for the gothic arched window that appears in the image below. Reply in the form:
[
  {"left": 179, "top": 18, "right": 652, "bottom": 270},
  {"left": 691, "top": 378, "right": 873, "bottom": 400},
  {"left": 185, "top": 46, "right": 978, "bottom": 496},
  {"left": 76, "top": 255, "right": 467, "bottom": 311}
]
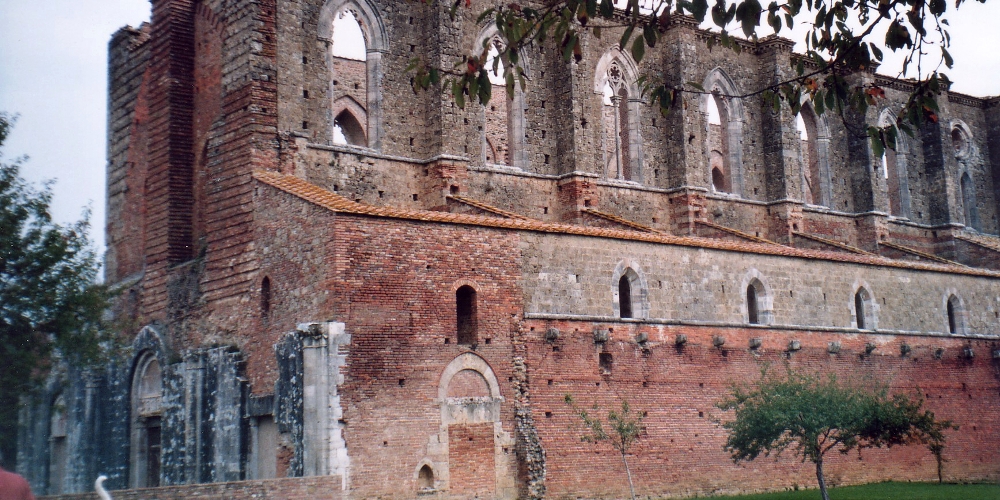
[
  {"left": 960, "top": 172, "right": 980, "bottom": 231},
  {"left": 796, "top": 103, "right": 832, "bottom": 206},
  {"left": 321, "top": 0, "right": 387, "bottom": 149},
  {"left": 701, "top": 68, "right": 746, "bottom": 197},
  {"left": 878, "top": 110, "right": 911, "bottom": 218},
  {"left": 854, "top": 287, "right": 874, "bottom": 330},
  {"left": 596, "top": 51, "right": 642, "bottom": 182}
]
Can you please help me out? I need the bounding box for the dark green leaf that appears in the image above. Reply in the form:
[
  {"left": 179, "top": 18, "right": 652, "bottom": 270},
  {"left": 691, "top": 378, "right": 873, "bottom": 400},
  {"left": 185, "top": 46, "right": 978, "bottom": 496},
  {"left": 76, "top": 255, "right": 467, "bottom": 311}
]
[{"left": 632, "top": 35, "right": 646, "bottom": 62}]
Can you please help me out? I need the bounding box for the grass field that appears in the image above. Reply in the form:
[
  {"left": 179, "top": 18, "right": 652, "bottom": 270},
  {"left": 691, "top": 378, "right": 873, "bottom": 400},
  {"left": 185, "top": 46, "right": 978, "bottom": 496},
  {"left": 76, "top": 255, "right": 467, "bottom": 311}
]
[{"left": 691, "top": 481, "right": 1000, "bottom": 499}]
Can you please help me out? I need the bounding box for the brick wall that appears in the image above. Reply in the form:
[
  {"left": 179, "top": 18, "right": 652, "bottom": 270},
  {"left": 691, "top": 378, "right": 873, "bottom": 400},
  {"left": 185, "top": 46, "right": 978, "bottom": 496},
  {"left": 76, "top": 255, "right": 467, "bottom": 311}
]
[
  {"left": 448, "top": 423, "right": 497, "bottom": 497},
  {"left": 526, "top": 320, "right": 1000, "bottom": 498}
]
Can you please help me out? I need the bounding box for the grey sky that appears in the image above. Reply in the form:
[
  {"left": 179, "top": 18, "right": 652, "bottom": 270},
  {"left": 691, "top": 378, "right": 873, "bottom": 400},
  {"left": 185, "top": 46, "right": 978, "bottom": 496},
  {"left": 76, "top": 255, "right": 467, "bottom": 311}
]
[{"left": 0, "top": 0, "right": 998, "bottom": 261}]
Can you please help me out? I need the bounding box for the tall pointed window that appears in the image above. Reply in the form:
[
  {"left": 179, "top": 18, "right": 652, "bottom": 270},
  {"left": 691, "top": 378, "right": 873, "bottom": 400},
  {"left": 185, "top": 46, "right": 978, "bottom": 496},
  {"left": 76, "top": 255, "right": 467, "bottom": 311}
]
[
  {"left": 796, "top": 103, "right": 832, "bottom": 207},
  {"left": 708, "top": 97, "right": 728, "bottom": 192},
  {"left": 331, "top": 10, "right": 368, "bottom": 146},
  {"left": 473, "top": 27, "right": 529, "bottom": 170},
  {"left": 701, "top": 69, "right": 745, "bottom": 196},
  {"left": 321, "top": 0, "right": 387, "bottom": 149},
  {"left": 456, "top": 285, "right": 478, "bottom": 345},
  {"left": 596, "top": 51, "right": 642, "bottom": 182},
  {"left": 960, "top": 173, "right": 980, "bottom": 231},
  {"left": 130, "top": 352, "right": 163, "bottom": 488},
  {"left": 603, "top": 62, "right": 635, "bottom": 180},
  {"left": 878, "top": 110, "right": 911, "bottom": 218},
  {"left": 483, "top": 40, "right": 511, "bottom": 165}
]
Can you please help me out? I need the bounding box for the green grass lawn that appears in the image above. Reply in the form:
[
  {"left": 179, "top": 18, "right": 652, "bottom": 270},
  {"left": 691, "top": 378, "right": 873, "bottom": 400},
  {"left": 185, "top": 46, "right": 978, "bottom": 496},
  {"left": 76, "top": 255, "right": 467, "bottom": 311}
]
[{"left": 691, "top": 481, "right": 1000, "bottom": 499}]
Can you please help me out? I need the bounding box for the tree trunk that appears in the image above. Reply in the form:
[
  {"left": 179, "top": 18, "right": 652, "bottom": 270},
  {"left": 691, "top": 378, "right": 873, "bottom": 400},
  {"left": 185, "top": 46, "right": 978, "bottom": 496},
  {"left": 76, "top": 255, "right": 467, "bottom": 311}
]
[
  {"left": 815, "top": 458, "right": 830, "bottom": 500},
  {"left": 936, "top": 453, "right": 943, "bottom": 484},
  {"left": 621, "top": 452, "right": 636, "bottom": 500}
]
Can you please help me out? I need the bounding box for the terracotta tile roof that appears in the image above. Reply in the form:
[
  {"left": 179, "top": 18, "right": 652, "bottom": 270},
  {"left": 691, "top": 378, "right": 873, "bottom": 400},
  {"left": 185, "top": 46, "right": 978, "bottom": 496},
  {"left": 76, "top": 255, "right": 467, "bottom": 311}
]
[
  {"left": 879, "top": 241, "right": 966, "bottom": 267},
  {"left": 446, "top": 195, "right": 531, "bottom": 220},
  {"left": 697, "top": 220, "right": 781, "bottom": 245},
  {"left": 253, "top": 170, "right": 1000, "bottom": 278},
  {"left": 581, "top": 208, "right": 666, "bottom": 234},
  {"left": 955, "top": 232, "right": 1000, "bottom": 254},
  {"left": 792, "top": 231, "right": 875, "bottom": 256}
]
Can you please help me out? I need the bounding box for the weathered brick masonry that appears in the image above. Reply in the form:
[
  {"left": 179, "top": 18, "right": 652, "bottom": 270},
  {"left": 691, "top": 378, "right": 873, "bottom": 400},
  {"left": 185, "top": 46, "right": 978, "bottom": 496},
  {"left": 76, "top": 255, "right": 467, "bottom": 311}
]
[{"left": 21, "top": 0, "right": 1000, "bottom": 498}]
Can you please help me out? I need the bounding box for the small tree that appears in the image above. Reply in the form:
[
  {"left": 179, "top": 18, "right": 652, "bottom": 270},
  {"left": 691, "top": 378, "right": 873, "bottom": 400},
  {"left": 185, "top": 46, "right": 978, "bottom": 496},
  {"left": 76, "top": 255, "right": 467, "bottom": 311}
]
[
  {"left": 716, "top": 366, "right": 954, "bottom": 500},
  {"left": 564, "top": 394, "right": 645, "bottom": 500}
]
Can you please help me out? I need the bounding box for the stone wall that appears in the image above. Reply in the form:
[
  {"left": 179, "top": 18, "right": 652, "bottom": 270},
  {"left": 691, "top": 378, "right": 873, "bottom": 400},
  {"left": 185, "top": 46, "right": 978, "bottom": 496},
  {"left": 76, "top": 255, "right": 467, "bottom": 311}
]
[
  {"left": 42, "top": 476, "right": 344, "bottom": 500},
  {"left": 519, "top": 232, "right": 1000, "bottom": 334}
]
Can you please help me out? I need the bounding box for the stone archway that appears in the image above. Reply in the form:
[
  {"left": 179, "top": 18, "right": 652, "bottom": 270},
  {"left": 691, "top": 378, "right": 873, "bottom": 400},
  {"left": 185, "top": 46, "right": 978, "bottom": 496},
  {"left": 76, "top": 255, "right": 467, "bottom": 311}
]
[{"left": 420, "top": 353, "right": 516, "bottom": 498}]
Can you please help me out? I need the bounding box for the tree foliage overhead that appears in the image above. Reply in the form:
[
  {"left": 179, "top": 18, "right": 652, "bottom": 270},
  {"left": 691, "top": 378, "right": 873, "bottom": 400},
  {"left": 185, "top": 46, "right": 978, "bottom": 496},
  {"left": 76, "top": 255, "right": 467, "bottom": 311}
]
[
  {"left": 0, "top": 113, "right": 111, "bottom": 468},
  {"left": 716, "top": 366, "right": 956, "bottom": 500},
  {"left": 409, "top": 0, "right": 986, "bottom": 154}
]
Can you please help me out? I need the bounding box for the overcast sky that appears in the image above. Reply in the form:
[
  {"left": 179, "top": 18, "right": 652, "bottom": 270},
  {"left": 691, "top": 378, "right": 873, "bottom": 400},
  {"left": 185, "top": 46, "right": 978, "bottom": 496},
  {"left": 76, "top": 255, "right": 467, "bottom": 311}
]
[{"left": 1, "top": 1, "right": 998, "bottom": 260}]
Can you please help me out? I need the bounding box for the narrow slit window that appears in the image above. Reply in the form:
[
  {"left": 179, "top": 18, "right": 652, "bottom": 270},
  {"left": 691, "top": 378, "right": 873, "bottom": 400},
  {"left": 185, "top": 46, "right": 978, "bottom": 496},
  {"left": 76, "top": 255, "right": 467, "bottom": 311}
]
[
  {"left": 618, "top": 275, "right": 633, "bottom": 319},
  {"left": 855, "top": 291, "right": 867, "bottom": 330},
  {"left": 947, "top": 295, "right": 963, "bottom": 334},
  {"left": 261, "top": 276, "right": 271, "bottom": 318},
  {"left": 747, "top": 286, "right": 759, "bottom": 325},
  {"left": 947, "top": 299, "right": 956, "bottom": 334},
  {"left": 456, "top": 285, "right": 478, "bottom": 345}
]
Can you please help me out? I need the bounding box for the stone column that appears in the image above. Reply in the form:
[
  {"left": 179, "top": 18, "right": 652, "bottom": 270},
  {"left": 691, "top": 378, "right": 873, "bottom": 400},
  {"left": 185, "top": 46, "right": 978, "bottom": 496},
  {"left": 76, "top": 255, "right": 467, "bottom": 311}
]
[{"left": 298, "top": 321, "right": 350, "bottom": 488}]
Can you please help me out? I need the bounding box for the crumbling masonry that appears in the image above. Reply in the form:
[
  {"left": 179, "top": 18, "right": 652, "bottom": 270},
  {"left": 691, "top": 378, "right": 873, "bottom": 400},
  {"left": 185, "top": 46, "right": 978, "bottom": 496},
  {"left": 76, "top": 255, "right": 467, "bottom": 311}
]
[{"left": 18, "top": 0, "right": 1000, "bottom": 498}]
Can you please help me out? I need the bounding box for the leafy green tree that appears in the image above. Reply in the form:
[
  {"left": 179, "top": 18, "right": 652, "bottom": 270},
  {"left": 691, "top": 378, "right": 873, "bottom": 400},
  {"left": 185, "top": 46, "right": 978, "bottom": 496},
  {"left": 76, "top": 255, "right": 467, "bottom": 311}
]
[
  {"left": 0, "top": 113, "right": 111, "bottom": 469},
  {"left": 564, "top": 394, "right": 645, "bottom": 499},
  {"left": 716, "top": 366, "right": 956, "bottom": 500},
  {"left": 410, "top": 0, "right": 987, "bottom": 153}
]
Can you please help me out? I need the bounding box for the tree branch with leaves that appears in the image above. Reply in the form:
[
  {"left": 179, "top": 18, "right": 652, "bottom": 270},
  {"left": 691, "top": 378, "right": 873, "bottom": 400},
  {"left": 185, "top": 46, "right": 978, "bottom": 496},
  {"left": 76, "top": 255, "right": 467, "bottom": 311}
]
[
  {"left": 409, "top": 0, "right": 987, "bottom": 154},
  {"left": 715, "top": 366, "right": 957, "bottom": 500},
  {"left": 564, "top": 394, "right": 646, "bottom": 500}
]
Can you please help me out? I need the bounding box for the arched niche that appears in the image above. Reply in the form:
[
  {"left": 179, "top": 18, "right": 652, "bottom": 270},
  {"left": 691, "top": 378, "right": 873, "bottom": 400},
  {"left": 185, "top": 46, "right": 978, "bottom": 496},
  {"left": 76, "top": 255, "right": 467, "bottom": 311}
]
[
  {"left": 702, "top": 68, "right": 746, "bottom": 197},
  {"left": 319, "top": 0, "right": 388, "bottom": 150}
]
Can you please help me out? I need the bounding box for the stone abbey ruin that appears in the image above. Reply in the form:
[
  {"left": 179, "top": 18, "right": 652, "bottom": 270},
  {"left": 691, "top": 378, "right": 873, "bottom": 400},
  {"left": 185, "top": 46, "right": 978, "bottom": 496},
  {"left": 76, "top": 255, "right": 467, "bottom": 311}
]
[{"left": 16, "top": 0, "right": 1000, "bottom": 498}]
